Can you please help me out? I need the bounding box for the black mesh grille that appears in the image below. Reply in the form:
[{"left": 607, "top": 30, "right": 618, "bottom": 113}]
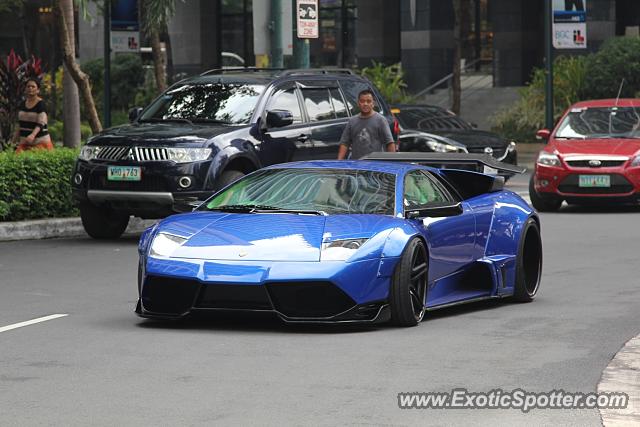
[
  {"left": 266, "top": 282, "right": 356, "bottom": 318},
  {"left": 89, "top": 174, "right": 168, "bottom": 192},
  {"left": 195, "top": 285, "right": 272, "bottom": 310},
  {"left": 558, "top": 174, "right": 634, "bottom": 194},
  {"left": 566, "top": 160, "right": 626, "bottom": 168},
  {"left": 141, "top": 275, "right": 201, "bottom": 315}
]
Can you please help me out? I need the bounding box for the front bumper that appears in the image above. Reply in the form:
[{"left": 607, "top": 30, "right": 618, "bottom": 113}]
[
  {"left": 136, "top": 256, "right": 397, "bottom": 324},
  {"left": 72, "top": 159, "right": 214, "bottom": 217},
  {"left": 533, "top": 164, "right": 640, "bottom": 202}
]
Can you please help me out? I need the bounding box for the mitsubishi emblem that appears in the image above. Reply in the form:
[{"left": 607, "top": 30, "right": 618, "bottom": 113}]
[{"left": 484, "top": 147, "right": 493, "bottom": 155}]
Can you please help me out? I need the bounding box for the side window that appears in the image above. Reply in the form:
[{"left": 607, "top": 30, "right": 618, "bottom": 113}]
[
  {"left": 339, "top": 80, "right": 383, "bottom": 115},
  {"left": 266, "top": 87, "right": 303, "bottom": 124},
  {"left": 404, "top": 171, "right": 451, "bottom": 208},
  {"left": 301, "top": 88, "right": 336, "bottom": 122},
  {"left": 329, "top": 88, "right": 348, "bottom": 118}
]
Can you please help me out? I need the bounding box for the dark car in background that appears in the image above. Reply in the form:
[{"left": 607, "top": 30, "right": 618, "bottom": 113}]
[
  {"left": 72, "top": 68, "right": 397, "bottom": 239},
  {"left": 392, "top": 104, "right": 518, "bottom": 165}
]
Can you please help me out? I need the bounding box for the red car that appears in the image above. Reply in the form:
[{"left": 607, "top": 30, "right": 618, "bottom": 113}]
[{"left": 530, "top": 99, "right": 640, "bottom": 211}]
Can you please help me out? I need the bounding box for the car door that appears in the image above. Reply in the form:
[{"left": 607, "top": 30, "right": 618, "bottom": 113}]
[
  {"left": 402, "top": 170, "right": 478, "bottom": 307},
  {"left": 259, "top": 82, "right": 314, "bottom": 163},
  {"left": 298, "top": 80, "right": 349, "bottom": 159}
]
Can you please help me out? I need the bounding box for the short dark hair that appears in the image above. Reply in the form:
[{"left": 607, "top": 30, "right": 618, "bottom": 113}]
[
  {"left": 24, "top": 77, "right": 41, "bottom": 88},
  {"left": 358, "top": 89, "right": 375, "bottom": 100}
]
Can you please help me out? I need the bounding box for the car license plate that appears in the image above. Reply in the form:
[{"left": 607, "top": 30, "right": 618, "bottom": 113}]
[
  {"left": 108, "top": 166, "right": 141, "bottom": 181},
  {"left": 578, "top": 175, "right": 610, "bottom": 188}
]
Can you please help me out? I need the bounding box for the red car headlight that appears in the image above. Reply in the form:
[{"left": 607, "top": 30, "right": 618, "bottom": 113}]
[
  {"left": 537, "top": 151, "right": 561, "bottom": 167},
  {"left": 631, "top": 155, "right": 640, "bottom": 167}
]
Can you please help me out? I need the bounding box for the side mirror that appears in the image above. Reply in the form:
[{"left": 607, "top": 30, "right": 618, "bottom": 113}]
[
  {"left": 266, "top": 109, "right": 294, "bottom": 128},
  {"left": 405, "top": 202, "right": 463, "bottom": 219},
  {"left": 470, "top": 122, "right": 478, "bottom": 129},
  {"left": 129, "top": 107, "right": 144, "bottom": 122},
  {"left": 536, "top": 129, "right": 551, "bottom": 140}
]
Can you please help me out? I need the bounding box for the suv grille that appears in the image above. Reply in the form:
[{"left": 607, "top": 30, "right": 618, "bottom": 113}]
[
  {"left": 97, "top": 146, "right": 170, "bottom": 162},
  {"left": 467, "top": 146, "right": 507, "bottom": 158}
]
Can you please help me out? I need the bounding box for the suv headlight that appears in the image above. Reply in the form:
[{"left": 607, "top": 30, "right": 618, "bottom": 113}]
[
  {"left": 321, "top": 238, "right": 368, "bottom": 261},
  {"left": 507, "top": 141, "right": 517, "bottom": 152},
  {"left": 79, "top": 146, "right": 102, "bottom": 161},
  {"left": 150, "top": 232, "right": 188, "bottom": 257},
  {"left": 425, "top": 139, "right": 465, "bottom": 153},
  {"left": 537, "top": 151, "right": 561, "bottom": 167},
  {"left": 166, "top": 148, "right": 212, "bottom": 163}
]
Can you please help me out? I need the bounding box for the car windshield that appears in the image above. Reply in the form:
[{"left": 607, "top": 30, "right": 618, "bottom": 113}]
[
  {"left": 139, "top": 83, "right": 264, "bottom": 125},
  {"left": 201, "top": 168, "right": 396, "bottom": 215},
  {"left": 398, "top": 108, "right": 472, "bottom": 131},
  {"left": 555, "top": 106, "right": 640, "bottom": 139}
]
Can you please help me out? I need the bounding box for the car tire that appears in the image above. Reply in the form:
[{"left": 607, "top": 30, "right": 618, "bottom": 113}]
[
  {"left": 215, "top": 169, "right": 245, "bottom": 191},
  {"left": 80, "top": 202, "right": 129, "bottom": 239},
  {"left": 529, "top": 175, "right": 562, "bottom": 212},
  {"left": 390, "top": 237, "right": 429, "bottom": 327},
  {"left": 513, "top": 218, "right": 542, "bottom": 302}
]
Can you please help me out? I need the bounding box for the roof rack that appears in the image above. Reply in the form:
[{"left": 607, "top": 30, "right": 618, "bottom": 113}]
[
  {"left": 199, "top": 67, "right": 286, "bottom": 76},
  {"left": 276, "top": 68, "right": 355, "bottom": 77}
]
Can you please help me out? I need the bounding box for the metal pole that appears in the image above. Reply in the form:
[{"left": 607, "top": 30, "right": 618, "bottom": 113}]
[
  {"left": 104, "top": 0, "right": 111, "bottom": 128},
  {"left": 292, "top": 0, "right": 310, "bottom": 68},
  {"left": 474, "top": 0, "right": 481, "bottom": 71},
  {"left": 544, "top": 0, "right": 554, "bottom": 130},
  {"left": 271, "top": 0, "right": 283, "bottom": 67}
]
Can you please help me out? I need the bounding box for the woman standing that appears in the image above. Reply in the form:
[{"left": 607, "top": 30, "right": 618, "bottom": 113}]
[{"left": 14, "top": 78, "right": 53, "bottom": 153}]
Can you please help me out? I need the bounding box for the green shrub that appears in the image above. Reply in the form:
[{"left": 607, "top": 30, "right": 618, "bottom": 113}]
[
  {"left": 360, "top": 61, "right": 413, "bottom": 104},
  {"left": 0, "top": 148, "right": 79, "bottom": 221},
  {"left": 583, "top": 37, "right": 640, "bottom": 99},
  {"left": 491, "top": 55, "right": 588, "bottom": 143}
]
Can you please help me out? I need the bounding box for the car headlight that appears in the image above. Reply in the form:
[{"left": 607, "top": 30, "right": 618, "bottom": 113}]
[
  {"left": 426, "top": 139, "right": 464, "bottom": 153},
  {"left": 79, "top": 146, "right": 102, "bottom": 161},
  {"left": 166, "top": 148, "right": 212, "bottom": 163},
  {"left": 631, "top": 155, "right": 640, "bottom": 167},
  {"left": 320, "top": 238, "right": 368, "bottom": 261},
  {"left": 537, "top": 151, "right": 561, "bottom": 167},
  {"left": 507, "top": 141, "right": 517, "bottom": 152},
  {"left": 149, "top": 232, "right": 188, "bottom": 257}
]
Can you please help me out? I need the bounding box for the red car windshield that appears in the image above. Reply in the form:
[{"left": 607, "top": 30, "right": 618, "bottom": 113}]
[{"left": 555, "top": 106, "right": 640, "bottom": 139}]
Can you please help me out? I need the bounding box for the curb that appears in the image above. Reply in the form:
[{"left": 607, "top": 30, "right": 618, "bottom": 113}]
[
  {"left": 0, "top": 217, "right": 157, "bottom": 242},
  {"left": 598, "top": 334, "right": 640, "bottom": 426}
]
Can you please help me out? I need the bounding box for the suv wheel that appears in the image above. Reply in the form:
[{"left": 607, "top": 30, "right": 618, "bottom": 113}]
[
  {"left": 215, "top": 170, "right": 245, "bottom": 191},
  {"left": 80, "top": 203, "right": 130, "bottom": 239}
]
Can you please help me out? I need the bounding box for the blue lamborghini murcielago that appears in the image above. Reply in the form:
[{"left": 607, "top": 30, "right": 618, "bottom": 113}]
[{"left": 136, "top": 153, "right": 541, "bottom": 326}]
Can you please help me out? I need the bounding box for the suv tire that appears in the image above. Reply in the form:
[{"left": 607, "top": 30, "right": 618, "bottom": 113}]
[
  {"left": 215, "top": 170, "right": 245, "bottom": 191},
  {"left": 80, "top": 202, "right": 130, "bottom": 239}
]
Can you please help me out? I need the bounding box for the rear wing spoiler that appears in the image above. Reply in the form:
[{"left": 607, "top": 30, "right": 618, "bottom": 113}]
[{"left": 361, "top": 152, "right": 526, "bottom": 176}]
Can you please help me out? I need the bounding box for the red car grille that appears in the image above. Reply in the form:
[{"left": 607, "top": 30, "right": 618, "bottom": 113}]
[{"left": 565, "top": 160, "right": 626, "bottom": 168}]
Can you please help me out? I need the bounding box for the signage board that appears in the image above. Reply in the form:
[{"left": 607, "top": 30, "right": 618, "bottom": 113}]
[
  {"left": 552, "top": 0, "right": 587, "bottom": 49},
  {"left": 296, "top": 0, "right": 319, "bottom": 39}
]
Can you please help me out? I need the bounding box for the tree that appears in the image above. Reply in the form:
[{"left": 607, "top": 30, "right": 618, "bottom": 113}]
[
  {"left": 55, "top": 0, "right": 102, "bottom": 139},
  {"left": 141, "top": 0, "right": 181, "bottom": 93}
]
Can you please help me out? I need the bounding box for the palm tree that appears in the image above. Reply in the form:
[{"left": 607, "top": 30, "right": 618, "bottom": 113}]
[
  {"left": 55, "top": 0, "right": 102, "bottom": 140},
  {"left": 142, "top": 0, "right": 179, "bottom": 93}
]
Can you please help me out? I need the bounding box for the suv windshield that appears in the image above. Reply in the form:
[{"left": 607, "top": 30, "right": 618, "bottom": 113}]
[
  {"left": 140, "top": 83, "right": 265, "bottom": 125},
  {"left": 555, "top": 106, "right": 640, "bottom": 139},
  {"left": 201, "top": 168, "right": 396, "bottom": 215}
]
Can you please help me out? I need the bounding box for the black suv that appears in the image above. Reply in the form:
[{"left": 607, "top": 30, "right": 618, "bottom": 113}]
[{"left": 72, "top": 68, "right": 396, "bottom": 238}]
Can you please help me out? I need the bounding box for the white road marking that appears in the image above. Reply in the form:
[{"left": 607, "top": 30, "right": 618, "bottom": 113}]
[{"left": 0, "top": 314, "right": 68, "bottom": 333}]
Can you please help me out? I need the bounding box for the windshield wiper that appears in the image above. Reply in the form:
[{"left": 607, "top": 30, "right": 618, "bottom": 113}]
[
  {"left": 209, "top": 204, "right": 326, "bottom": 215},
  {"left": 187, "top": 118, "right": 231, "bottom": 124},
  {"left": 139, "top": 117, "right": 193, "bottom": 125}
]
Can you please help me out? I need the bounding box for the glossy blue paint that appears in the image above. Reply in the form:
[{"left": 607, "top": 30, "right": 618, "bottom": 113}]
[{"left": 139, "top": 160, "right": 540, "bottom": 321}]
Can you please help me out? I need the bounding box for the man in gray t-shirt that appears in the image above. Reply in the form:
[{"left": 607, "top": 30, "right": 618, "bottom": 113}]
[{"left": 337, "top": 89, "right": 396, "bottom": 160}]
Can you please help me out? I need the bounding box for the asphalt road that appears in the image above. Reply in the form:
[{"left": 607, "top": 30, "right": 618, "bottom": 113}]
[{"left": 1, "top": 173, "right": 639, "bottom": 426}]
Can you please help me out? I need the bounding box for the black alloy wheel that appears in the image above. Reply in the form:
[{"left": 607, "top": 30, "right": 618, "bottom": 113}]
[{"left": 390, "top": 238, "right": 429, "bottom": 326}]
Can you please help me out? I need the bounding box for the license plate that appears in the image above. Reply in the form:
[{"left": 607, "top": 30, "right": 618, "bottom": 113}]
[
  {"left": 578, "top": 175, "right": 610, "bottom": 188},
  {"left": 107, "top": 166, "right": 141, "bottom": 181}
]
